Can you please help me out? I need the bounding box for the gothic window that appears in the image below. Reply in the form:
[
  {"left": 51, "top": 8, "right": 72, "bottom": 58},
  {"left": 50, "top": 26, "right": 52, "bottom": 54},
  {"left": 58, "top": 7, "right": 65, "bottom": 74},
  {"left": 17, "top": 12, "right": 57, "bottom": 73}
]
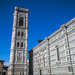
[
  {"left": 20, "top": 72, "right": 24, "bottom": 75},
  {"left": 68, "top": 66, "right": 72, "bottom": 72},
  {"left": 17, "top": 51, "right": 22, "bottom": 63},
  {"left": 40, "top": 70, "right": 42, "bottom": 75},
  {"left": 21, "top": 42, "right": 23, "bottom": 47},
  {"left": 43, "top": 56, "right": 45, "bottom": 67},
  {"left": 21, "top": 32, "right": 24, "bottom": 37},
  {"left": 17, "top": 42, "right": 19, "bottom": 47},
  {"left": 19, "top": 17, "right": 24, "bottom": 26},
  {"left": 18, "top": 31, "right": 20, "bottom": 36},
  {"left": 56, "top": 45, "right": 60, "bottom": 61}
]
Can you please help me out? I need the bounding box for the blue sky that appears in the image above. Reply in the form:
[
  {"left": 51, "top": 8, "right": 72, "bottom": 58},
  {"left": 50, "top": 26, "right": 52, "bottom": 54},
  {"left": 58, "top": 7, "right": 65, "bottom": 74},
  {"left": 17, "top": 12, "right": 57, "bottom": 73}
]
[{"left": 0, "top": 0, "right": 75, "bottom": 65}]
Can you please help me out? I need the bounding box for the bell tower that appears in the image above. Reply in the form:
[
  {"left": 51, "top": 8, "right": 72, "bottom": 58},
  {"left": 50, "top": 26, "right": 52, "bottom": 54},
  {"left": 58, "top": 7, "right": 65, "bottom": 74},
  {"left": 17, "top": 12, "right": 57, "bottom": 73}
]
[{"left": 8, "top": 7, "right": 29, "bottom": 75}]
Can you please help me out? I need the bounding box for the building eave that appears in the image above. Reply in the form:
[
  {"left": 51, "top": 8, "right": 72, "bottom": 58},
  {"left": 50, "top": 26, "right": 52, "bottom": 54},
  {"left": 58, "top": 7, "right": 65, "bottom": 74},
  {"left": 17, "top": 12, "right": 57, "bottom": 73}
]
[
  {"left": 48, "top": 17, "right": 75, "bottom": 40},
  {"left": 33, "top": 18, "right": 75, "bottom": 51}
]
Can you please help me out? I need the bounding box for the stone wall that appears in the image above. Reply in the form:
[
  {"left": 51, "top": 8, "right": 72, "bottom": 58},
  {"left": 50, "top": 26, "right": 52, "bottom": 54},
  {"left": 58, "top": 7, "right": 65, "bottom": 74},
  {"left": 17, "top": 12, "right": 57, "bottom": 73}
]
[{"left": 33, "top": 18, "right": 75, "bottom": 75}]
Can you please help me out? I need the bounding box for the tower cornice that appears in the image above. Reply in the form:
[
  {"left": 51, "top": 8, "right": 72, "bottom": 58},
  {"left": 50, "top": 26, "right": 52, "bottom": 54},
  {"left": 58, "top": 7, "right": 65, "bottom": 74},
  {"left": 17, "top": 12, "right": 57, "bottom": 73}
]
[{"left": 15, "top": 6, "right": 29, "bottom": 13}]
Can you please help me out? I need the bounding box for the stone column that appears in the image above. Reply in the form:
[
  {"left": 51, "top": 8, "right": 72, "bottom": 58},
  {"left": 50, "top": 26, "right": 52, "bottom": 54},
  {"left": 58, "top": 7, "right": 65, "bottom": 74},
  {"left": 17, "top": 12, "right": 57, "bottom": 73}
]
[
  {"left": 64, "top": 25, "right": 74, "bottom": 75},
  {"left": 24, "top": 12, "right": 29, "bottom": 75}
]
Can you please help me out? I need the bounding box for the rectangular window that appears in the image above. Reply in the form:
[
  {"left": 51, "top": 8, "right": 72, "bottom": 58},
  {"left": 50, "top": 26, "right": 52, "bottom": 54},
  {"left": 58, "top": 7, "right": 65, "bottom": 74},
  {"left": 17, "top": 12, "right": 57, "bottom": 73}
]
[
  {"left": 20, "top": 72, "right": 24, "bottom": 75},
  {"left": 19, "top": 17, "right": 24, "bottom": 26},
  {"left": 56, "top": 46, "right": 60, "bottom": 61},
  {"left": 43, "top": 56, "right": 45, "bottom": 67},
  {"left": 68, "top": 66, "right": 72, "bottom": 72}
]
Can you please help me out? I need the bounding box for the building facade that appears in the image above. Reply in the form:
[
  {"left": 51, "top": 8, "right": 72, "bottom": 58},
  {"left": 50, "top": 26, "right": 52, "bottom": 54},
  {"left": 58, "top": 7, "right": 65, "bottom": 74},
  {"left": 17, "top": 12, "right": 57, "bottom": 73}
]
[
  {"left": 0, "top": 60, "right": 8, "bottom": 75},
  {"left": 33, "top": 18, "right": 75, "bottom": 75},
  {"left": 0, "top": 60, "right": 4, "bottom": 75},
  {"left": 8, "top": 7, "right": 29, "bottom": 75}
]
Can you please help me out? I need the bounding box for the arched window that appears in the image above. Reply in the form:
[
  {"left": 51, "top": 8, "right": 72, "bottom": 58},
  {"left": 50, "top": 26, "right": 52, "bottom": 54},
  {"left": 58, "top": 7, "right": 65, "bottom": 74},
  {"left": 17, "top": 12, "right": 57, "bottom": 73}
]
[
  {"left": 18, "top": 31, "right": 20, "bottom": 36},
  {"left": 17, "top": 42, "right": 19, "bottom": 47},
  {"left": 21, "top": 32, "right": 24, "bottom": 37},
  {"left": 21, "top": 42, "right": 23, "bottom": 47},
  {"left": 56, "top": 45, "right": 60, "bottom": 61},
  {"left": 19, "top": 17, "right": 23, "bottom": 26}
]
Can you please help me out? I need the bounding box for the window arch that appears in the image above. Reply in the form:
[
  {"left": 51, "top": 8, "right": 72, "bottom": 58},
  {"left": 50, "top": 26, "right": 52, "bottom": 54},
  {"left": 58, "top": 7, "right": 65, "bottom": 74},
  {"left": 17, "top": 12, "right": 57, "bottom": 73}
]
[
  {"left": 17, "top": 42, "right": 19, "bottom": 47},
  {"left": 18, "top": 31, "right": 20, "bottom": 36},
  {"left": 19, "top": 17, "right": 24, "bottom": 26},
  {"left": 56, "top": 45, "right": 60, "bottom": 61},
  {"left": 21, "top": 32, "right": 24, "bottom": 37},
  {"left": 21, "top": 42, "right": 23, "bottom": 47}
]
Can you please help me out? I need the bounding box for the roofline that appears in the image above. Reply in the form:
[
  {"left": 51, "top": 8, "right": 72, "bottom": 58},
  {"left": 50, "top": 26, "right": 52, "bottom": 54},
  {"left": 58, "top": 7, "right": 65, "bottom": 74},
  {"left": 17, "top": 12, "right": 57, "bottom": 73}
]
[
  {"left": 33, "top": 39, "right": 47, "bottom": 50},
  {"left": 48, "top": 17, "right": 75, "bottom": 39},
  {"left": 33, "top": 18, "right": 75, "bottom": 50}
]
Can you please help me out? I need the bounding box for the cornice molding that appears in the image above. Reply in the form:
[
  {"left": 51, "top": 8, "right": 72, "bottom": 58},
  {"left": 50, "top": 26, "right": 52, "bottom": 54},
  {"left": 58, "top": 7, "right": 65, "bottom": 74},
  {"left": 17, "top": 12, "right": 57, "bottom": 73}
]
[
  {"left": 33, "top": 18, "right": 75, "bottom": 50},
  {"left": 15, "top": 6, "right": 29, "bottom": 13}
]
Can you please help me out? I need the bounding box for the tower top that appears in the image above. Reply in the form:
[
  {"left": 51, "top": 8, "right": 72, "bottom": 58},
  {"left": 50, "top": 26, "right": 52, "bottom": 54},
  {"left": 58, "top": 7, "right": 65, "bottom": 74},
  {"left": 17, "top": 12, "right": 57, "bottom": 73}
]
[{"left": 15, "top": 6, "right": 29, "bottom": 13}]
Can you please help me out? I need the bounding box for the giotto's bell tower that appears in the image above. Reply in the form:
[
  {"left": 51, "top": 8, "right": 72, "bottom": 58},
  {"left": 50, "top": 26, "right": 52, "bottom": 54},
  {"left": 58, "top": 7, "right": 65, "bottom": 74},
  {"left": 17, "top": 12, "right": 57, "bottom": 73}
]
[{"left": 8, "top": 7, "right": 29, "bottom": 75}]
